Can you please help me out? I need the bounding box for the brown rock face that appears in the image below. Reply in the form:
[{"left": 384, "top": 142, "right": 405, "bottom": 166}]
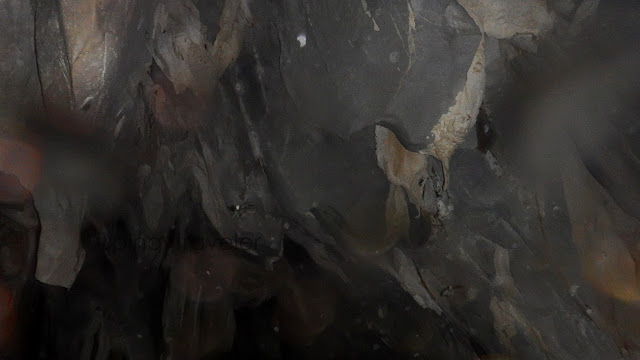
[{"left": 0, "top": 172, "right": 39, "bottom": 358}]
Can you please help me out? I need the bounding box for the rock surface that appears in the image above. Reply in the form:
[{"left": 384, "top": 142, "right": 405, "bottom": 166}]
[{"left": 1, "top": 0, "right": 640, "bottom": 359}]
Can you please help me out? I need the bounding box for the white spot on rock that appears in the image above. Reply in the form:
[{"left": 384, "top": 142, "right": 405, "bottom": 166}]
[
  {"left": 570, "top": 284, "right": 579, "bottom": 296},
  {"left": 389, "top": 51, "right": 399, "bottom": 63},
  {"left": 297, "top": 33, "right": 307, "bottom": 47}
]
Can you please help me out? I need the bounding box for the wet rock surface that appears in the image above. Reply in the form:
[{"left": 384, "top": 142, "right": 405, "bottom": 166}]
[{"left": 1, "top": 0, "right": 640, "bottom": 359}]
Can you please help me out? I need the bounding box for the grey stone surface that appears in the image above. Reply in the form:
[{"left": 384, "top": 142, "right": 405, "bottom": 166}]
[{"left": 1, "top": 0, "right": 640, "bottom": 359}]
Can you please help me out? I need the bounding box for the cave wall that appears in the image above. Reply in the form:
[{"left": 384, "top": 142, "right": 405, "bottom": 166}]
[{"left": 1, "top": 0, "right": 640, "bottom": 359}]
